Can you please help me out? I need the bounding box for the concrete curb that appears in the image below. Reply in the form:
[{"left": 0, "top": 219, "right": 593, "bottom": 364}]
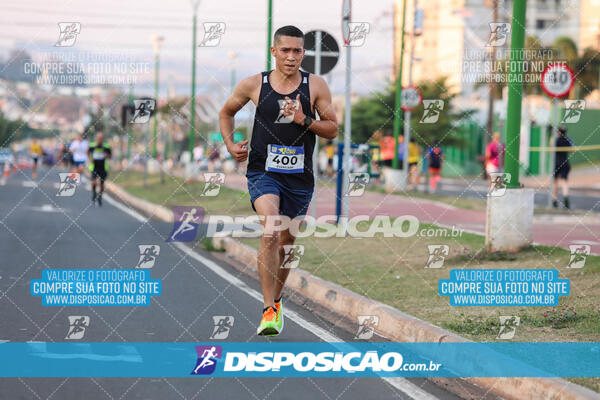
[{"left": 105, "top": 181, "right": 600, "bottom": 400}]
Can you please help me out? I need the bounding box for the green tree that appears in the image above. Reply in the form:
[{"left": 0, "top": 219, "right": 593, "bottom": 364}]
[
  {"left": 0, "top": 112, "right": 24, "bottom": 146},
  {"left": 347, "top": 77, "right": 472, "bottom": 147}
]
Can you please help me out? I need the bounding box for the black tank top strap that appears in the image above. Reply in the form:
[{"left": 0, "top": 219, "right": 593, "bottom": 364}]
[{"left": 247, "top": 69, "right": 316, "bottom": 190}]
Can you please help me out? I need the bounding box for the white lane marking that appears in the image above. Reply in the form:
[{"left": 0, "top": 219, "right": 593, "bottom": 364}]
[
  {"left": 22, "top": 181, "right": 38, "bottom": 188},
  {"left": 104, "top": 193, "right": 439, "bottom": 400},
  {"left": 29, "top": 204, "right": 64, "bottom": 213}
]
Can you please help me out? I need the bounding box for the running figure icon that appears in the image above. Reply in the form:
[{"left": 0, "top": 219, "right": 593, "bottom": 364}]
[
  {"left": 170, "top": 208, "right": 200, "bottom": 241},
  {"left": 193, "top": 346, "right": 218, "bottom": 374}
]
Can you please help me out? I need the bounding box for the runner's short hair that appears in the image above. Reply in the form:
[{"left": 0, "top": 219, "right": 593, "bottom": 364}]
[
  {"left": 274, "top": 25, "right": 304, "bottom": 45},
  {"left": 558, "top": 126, "right": 567, "bottom": 136}
]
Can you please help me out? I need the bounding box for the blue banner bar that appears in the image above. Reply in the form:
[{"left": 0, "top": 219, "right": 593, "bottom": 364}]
[{"left": 0, "top": 342, "right": 598, "bottom": 377}]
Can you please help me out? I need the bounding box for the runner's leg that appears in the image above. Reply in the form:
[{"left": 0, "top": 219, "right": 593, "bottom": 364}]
[
  {"left": 273, "top": 228, "right": 296, "bottom": 300},
  {"left": 99, "top": 175, "right": 105, "bottom": 196},
  {"left": 254, "top": 194, "right": 282, "bottom": 309},
  {"left": 91, "top": 174, "right": 97, "bottom": 201}
]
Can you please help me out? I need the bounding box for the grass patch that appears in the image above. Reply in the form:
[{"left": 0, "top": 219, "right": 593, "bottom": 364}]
[
  {"left": 201, "top": 237, "right": 224, "bottom": 252},
  {"left": 113, "top": 171, "right": 252, "bottom": 216},
  {"left": 239, "top": 223, "right": 600, "bottom": 343}
]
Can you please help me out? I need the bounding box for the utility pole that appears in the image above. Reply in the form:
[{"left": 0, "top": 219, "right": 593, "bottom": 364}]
[
  {"left": 504, "top": 0, "right": 526, "bottom": 188},
  {"left": 402, "top": 0, "right": 418, "bottom": 176},
  {"left": 266, "top": 0, "right": 273, "bottom": 70},
  {"left": 189, "top": 0, "right": 201, "bottom": 158},
  {"left": 392, "top": 0, "right": 407, "bottom": 170}
]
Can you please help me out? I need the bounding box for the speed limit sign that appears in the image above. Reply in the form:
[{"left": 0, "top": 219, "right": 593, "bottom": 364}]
[
  {"left": 401, "top": 86, "right": 422, "bottom": 111},
  {"left": 541, "top": 63, "right": 574, "bottom": 98}
]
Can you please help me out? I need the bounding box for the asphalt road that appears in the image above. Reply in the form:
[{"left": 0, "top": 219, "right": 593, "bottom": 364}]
[{"left": 0, "top": 167, "right": 471, "bottom": 400}]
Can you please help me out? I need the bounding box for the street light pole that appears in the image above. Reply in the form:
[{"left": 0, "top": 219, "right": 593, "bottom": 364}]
[{"left": 189, "top": 0, "right": 201, "bottom": 158}]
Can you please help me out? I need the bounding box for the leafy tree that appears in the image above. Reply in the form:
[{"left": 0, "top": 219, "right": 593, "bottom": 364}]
[{"left": 346, "top": 77, "right": 473, "bottom": 147}]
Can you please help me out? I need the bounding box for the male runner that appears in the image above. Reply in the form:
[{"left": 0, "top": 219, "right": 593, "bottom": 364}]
[
  {"left": 219, "top": 25, "right": 338, "bottom": 336},
  {"left": 88, "top": 132, "right": 111, "bottom": 206},
  {"left": 69, "top": 134, "right": 89, "bottom": 174}
]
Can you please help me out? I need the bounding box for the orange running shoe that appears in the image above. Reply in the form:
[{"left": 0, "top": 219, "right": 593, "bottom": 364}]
[{"left": 257, "top": 306, "right": 279, "bottom": 336}]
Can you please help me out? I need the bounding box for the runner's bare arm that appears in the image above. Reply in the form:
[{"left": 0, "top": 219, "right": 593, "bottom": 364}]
[
  {"left": 285, "top": 76, "right": 338, "bottom": 139},
  {"left": 311, "top": 76, "right": 338, "bottom": 139},
  {"left": 219, "top": 75, "right": 259, "bottom": 162}
]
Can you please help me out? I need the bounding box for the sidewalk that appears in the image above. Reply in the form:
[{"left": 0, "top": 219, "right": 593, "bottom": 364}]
[
  {"left": 443, "top": 165, "right": 600, "bottom": 194},
  {"left": 521, "top": 165, "right": 600, "bottom": 194},
  {"left": 220, "top": 172, "right": 600, "bottom": 253}
]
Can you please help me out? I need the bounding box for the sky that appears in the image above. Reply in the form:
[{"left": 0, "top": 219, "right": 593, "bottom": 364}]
[{"left": 0, "top": 0, "right": 397, "bottom": 97}]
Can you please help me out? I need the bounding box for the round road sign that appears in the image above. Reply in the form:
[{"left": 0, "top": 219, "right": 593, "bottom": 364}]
[
  {"left": 541, "top": 63, "right": 575, "bottom": 98},
  {"left": 400, "top": 86, "right": 422, "bottom": 111},
  {"left": 301, "top": 30, "right": 340, "bottom": 75}
]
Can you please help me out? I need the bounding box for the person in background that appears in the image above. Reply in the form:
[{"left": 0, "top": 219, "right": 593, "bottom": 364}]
[
  {"left": 397, "top": 134, "right": 405, "bottom": 169},
  {"left": 69, "top": 134, "right": 89, "bottom": 174},
  {"left": 379, "top": 135, "right": 395, "bottom": 168},
  {"left": 29, "top": 138, "right": 43, "bottom": 179},
  {"left": 485, "top": 132, "right": 505, "bottom": 184},
  {"left": 193, "top": 143, "right": 205, "bottom": 164},
  {"left": 325, "top": 139, "right": 334, "bottom": 176},
  {"left": 426, "top": 141, "right": 443, "bottom": 193},
  {"left": 407, "top": 137, "right": 421, "bottom": 191},
  {"left": 88, "top": 132, "right": 111, "bottom": 207},
  {"left": 553, "top": 126, "right": 573, "bottom": 209}
]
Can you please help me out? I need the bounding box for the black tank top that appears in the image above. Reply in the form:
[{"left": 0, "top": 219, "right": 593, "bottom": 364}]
[{"left": 247, "top": 70, "right": 316, "bottom": 190}]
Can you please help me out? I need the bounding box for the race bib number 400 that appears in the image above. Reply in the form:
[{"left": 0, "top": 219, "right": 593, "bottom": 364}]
[{"left": 265, "top": 144, "right": 304, "bottom": 173}]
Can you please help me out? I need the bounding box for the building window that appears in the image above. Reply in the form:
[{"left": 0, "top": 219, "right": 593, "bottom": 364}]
[{"left": 536, "top": 19, "right": 545, "bottom": 29}]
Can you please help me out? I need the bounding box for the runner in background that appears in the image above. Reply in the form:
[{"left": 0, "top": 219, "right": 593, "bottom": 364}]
[
  {"left": 88, "top": 132, "right": 112, "bottom": 207},
  {"left": 397, "top": 134, "right": 405, "bottom": 169},
  {"left": 427, "top": 141, "right": 443, "bottom": 193},
  {"left": 29, "top": 138, "right": 42, "bottom": 179},
  {"left": 379, "top": 135, "right": 395, "bottom": 167},
  {"left": 325, "top": 139, "right": 334, "bottom": 176},
  {"left": 407, "top": 137, "right": 421, "bottom": 191},
  {"left": 553, "top": 126, "right": 573, "bottom": 209},
  {"left": 69, "top": 134, "right": 89, "bottom": 175}
]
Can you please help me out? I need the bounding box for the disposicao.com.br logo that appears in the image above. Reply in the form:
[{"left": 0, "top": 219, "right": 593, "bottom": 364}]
[{"left": 190, "top": 343, "right": 442, "bottom": 377}]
